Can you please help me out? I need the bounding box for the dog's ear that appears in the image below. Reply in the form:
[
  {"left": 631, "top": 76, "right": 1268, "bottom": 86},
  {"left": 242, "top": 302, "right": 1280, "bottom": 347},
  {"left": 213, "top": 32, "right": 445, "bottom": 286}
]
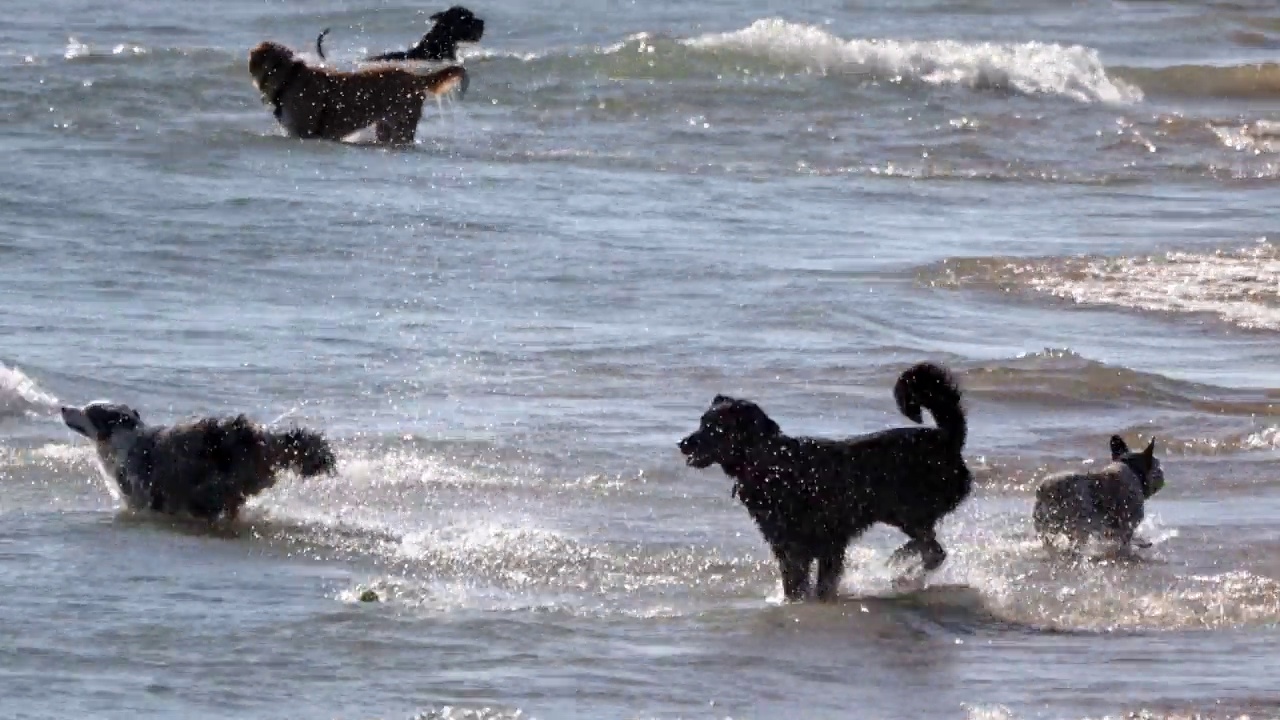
[
  {"left": 1143, "top": 437, "right": 1156, "bottom": 459},
  {"left": 738, "top": 403, "right": 780, "bottom": 436},
  {"left": 1110, "top": 435, "right": 1129, "bottom": 460},
  {"left": 756, "top": 414, "right": 781, "bottom": 436},
  {"left": 712, "top": 394, "right": 732, "bottom": 406}
]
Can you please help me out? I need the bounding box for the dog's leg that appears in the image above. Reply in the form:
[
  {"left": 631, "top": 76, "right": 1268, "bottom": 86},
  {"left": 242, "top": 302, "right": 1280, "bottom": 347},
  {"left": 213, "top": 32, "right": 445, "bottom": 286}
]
[
  {"left": 1108, "top": 524, "right": 1149, "bottom": 552},
  {"left": 814, "top": 552, "right": 845, "bottom": 602},
  {"left": 889, "top": 539, "right": 922, "bottom": 565},
  {"left": 898, "top": 526, "right": 947, "bottom": 572},
  {"left": 389, "top": 120, "right": 418, "bottom": 145},
  {"left": 188, "top": 480, "right": 231, "bottom": 522},
  {"left": 773, "top": 548, "right": 811, "bottom": 601},
  {"left": 391, "top": 100, "right": 428, "bottom": 146},
  {"left": 919, "top": 536, "right": 947, "bottom": 571}
]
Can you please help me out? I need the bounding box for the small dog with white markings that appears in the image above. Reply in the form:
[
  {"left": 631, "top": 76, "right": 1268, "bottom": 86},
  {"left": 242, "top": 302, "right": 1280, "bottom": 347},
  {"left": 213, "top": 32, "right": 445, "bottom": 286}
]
[
  {"left": 1033, "top": 435, "right": 1165, "bottom": 553},
  {"left": 61, "top": 401, "right": 336, "bottom": 522}
]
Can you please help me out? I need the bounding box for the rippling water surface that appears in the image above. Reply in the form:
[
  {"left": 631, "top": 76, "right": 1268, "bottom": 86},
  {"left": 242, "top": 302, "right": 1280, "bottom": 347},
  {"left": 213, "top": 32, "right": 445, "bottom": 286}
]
[{"left": 3, "top": 0, "right": 1280, "bottom": 718}]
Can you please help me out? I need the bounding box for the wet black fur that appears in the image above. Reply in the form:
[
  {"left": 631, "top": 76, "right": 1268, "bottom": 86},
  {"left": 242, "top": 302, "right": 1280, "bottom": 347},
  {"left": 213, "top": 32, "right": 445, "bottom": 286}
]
[
  {"left": 678, "top": 363, "right": 972, "bottom": 601},
  {"left": 152, "top": 415, "right": 336, "bottom": 521},
  {"left": 317, "top": 6, "right": 484, "bottom": 62}
]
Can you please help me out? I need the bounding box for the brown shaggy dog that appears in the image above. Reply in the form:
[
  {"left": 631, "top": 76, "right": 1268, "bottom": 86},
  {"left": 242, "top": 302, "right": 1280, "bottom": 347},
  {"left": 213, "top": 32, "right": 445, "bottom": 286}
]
[{"left": 248, "top": 40, "right": 467, "bottom": 144}]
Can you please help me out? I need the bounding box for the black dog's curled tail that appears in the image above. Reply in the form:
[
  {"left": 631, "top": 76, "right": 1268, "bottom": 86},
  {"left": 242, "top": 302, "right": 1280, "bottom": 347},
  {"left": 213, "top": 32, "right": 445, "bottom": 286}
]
[
  {"left": 273, "top": 427, "right": 338, "bottom": 477},
  {"left": 893, "top": 362, "right": 966, "bottom": 452},
  {"left": 316, "top": 28, "right": 331, "bottom": 60}
]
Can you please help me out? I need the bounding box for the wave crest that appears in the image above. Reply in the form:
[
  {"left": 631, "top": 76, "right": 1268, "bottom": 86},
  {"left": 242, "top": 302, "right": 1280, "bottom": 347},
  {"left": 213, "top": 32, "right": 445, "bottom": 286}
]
[
  {"left": 919, "top": 241, "right": 1280, "bottom": 332},
  {"left": 1118, "top": 62, "right": 1280, "bottom": 100},
  {"left": 681, "top": 18, "right": 1141, "bottom": 104}
]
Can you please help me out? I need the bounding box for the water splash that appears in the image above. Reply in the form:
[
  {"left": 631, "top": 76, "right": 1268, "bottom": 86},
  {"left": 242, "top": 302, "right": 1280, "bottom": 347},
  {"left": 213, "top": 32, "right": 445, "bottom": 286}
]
[{"left": 0, "top": 363, "right": 59, "bottom": 420}]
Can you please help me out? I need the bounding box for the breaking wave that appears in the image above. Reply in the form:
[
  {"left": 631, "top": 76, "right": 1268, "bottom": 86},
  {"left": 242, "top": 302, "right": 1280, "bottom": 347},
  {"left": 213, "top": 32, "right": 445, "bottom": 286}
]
[
  {"left": 918, "top": 240, "right": 1280, "bottom": 332},
  {"left": 681, "top": 18, "right": 1142, "bottom": 104}
]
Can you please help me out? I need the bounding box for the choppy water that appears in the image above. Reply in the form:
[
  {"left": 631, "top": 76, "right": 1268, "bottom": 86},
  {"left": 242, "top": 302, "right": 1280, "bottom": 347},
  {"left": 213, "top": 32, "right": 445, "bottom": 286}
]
[{"left": 4, "top": 1, "right": 1280, "bottom": 718}]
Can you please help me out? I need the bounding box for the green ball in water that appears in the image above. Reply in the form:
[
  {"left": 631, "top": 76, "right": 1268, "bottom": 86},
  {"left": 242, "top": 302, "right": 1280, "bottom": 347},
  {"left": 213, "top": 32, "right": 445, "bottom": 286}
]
[{"left": 358, "top": 589, "right": 380, "bottom": 603}]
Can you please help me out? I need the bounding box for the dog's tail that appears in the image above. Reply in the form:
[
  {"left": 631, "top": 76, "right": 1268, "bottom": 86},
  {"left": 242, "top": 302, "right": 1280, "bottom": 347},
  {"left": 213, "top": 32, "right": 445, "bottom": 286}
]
[
  {"left": 316, "top": 28, "right": 331, "bottom": 60},
  {"left": 893, "top": 362, "right": 966, "bottom": 452},
  {"left": 269, "top": 427, "right": 338, "bottom": 478},
  {"left": 412, "top": 65, "right": 469, "bottom": 98}
]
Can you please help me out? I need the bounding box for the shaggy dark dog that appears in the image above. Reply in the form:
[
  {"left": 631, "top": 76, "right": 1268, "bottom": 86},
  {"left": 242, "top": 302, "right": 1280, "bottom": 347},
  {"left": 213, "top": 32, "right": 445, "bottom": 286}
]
[
  {"left": 249, "top": 40, "right": 467, "bottom": 144},
  {"left": 317, "top": 6, "right": 485, "bottom": 63},
  {"left": 678, "top": 363, "right": 972, "bottom": 601},
  {"left": 62, "top": 401, "right": 337, "bottom": 522}
]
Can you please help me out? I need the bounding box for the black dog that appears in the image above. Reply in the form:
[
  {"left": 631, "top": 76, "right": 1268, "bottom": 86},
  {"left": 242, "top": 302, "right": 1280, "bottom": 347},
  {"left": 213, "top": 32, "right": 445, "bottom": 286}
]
[
  {"left": 317, "top": 6, "right": 485, "bottom": 63},
  {"left": 62, "top": 401, "right": 337, "bottom": 522},
  {"left": 678, "top": 363, "right": 972, "bottom": 602}
]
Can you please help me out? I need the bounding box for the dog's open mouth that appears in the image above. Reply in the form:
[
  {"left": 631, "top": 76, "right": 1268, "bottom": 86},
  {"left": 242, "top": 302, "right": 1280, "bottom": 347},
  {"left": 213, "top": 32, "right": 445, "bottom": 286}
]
[{"left": 684, "top": 452, "right": 714, "bottom": 469}]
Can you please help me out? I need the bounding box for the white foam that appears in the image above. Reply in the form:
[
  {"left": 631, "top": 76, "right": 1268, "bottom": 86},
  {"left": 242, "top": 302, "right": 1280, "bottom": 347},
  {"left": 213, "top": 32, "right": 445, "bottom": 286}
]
[
  {"left": 1251, "top": 119, "right": 1280, "bottom": 137},
  {"left": 412, "top": 705, "right": 529, "bottom": 720},
  {"left": 681, "top": 18, "right": 1142, "bottom": 104},
  {"left": 1024, "top": 241, "right": 1280, "bottom": 331},
  {"left": 963, "top": 706, "right": 1018, "bottom": 720},
  {"left": 336, "top": 446, "right": 517, "bottom": 490},
  {"left": 1242, "top": 426, "right": 1280, "bottom": 450},
  {"left": 0, "top": 363, "right": 59, "bottom": 420},
  {"left": 916, "top": 510, "right": 1280, "bottom": 632},
  {"left": 1212, "top": 121, "right": 1280, "bottom": 154},
  {"left": 63, "top": 37, "right": 90, "bottom": 60}
]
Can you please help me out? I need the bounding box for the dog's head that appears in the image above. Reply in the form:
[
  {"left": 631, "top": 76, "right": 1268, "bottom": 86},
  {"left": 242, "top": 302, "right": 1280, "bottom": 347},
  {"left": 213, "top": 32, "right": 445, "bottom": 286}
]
[
  {"left": 61, "top": 401, "right": 144, "bottom": 457},
  {"left": 274, "top": 427, "right": 338, "bottom": 478},
  {"left": 679, "top": 395, "right": 781, "bottom": 470},
  {"left": 1110, "top": 435, "right": 1164, "bottom": 498},
  {"left": 248, "top": 41, "right": 299, "bottom": 96},
  {"left": 429, "top": 6, "right": 485, "bottom": 44}
]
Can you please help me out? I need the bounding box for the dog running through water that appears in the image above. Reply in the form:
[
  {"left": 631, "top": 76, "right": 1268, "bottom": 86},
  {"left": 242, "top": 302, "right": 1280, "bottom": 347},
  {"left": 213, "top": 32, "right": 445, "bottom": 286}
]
[
  {"left": 61, "top": 401, "right": 336, "bottom": 522},
  {"left": 248, "top": 40, "right": 467, "bottom": 144},
  {"left": 678, "top": 363, "right": 973, "bottom": 601},
  {"left": 1033, "top": 435, "right": 1165, "bottom": 554},
  {"left": 317, "top": 6, "right": 485, "bottom": 63}
]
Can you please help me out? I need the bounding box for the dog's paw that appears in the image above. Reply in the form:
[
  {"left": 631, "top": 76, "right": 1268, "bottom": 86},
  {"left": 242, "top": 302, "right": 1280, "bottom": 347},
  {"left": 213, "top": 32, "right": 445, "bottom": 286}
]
[
  {"left": 890, "top": 571, "right": 927, "bottom": 594},
  {"left": 887, "top": 543, "right": 923, "bottom": 569},
  {"left": 888, "top": 547, "right": 913, "bottom": 565}
]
